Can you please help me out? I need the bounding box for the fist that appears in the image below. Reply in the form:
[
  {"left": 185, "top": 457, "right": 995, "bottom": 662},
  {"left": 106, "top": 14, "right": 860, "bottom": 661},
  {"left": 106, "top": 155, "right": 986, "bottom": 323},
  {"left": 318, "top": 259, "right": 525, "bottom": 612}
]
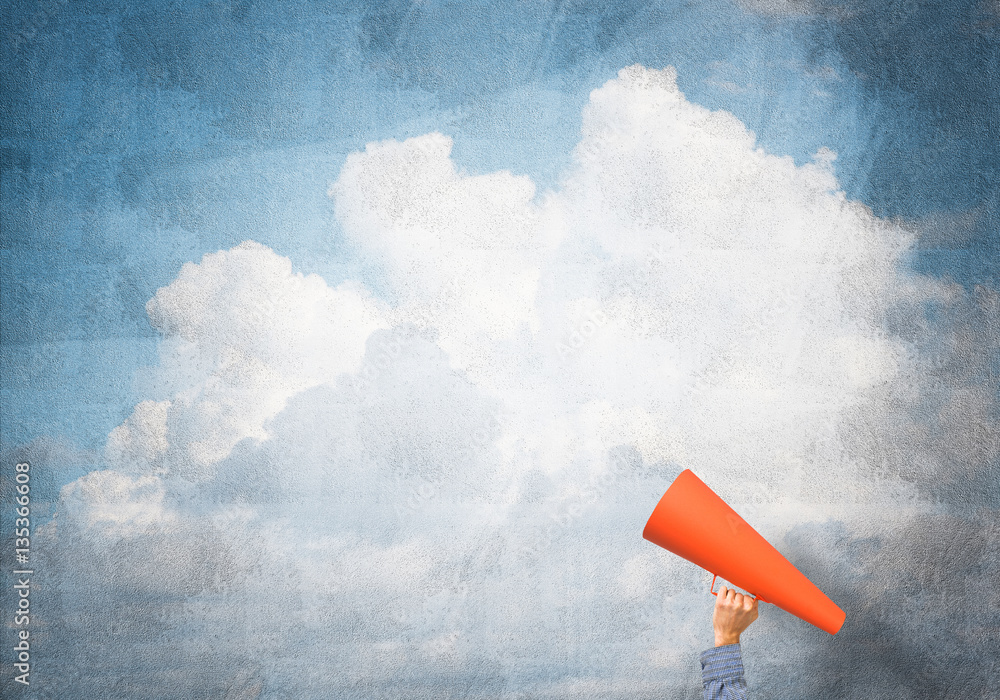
[{"left": 712, "top": 585, "right": 759, "bottom": 647}]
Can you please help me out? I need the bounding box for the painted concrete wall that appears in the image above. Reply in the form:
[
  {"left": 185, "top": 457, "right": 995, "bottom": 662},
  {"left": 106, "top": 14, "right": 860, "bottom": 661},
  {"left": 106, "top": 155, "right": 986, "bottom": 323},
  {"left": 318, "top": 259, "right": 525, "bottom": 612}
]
[{"left": 3, "top": 2, "right": 998, "bottom": 698}]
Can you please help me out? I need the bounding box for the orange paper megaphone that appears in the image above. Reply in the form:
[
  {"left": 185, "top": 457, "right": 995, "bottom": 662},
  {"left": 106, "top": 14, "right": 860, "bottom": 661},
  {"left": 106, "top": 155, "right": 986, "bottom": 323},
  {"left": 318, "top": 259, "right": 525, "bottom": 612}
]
[{"left": 643, "top": 469, "right": 845, "bottom": 635}]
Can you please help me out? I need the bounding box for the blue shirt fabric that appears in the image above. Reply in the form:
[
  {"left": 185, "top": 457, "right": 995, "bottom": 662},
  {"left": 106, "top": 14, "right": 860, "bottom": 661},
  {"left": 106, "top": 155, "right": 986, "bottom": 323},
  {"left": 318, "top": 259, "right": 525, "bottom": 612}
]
[{"left": 700, "top": 644, "right": 748, "bottom": 699}]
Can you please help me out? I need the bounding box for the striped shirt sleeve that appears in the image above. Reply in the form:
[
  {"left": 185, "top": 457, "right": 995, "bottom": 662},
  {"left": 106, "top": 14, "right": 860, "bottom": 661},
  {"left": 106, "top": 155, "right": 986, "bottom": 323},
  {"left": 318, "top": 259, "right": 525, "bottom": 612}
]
[{"left": 700, "top": 644, "right": 748, "bottom": 700}]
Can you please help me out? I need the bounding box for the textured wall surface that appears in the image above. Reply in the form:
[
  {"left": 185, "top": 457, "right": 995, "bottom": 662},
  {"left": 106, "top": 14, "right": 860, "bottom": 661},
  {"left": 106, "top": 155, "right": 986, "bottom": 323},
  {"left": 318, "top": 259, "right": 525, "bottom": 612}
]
[{"left": 2, "top": 2, "right": 998, "bottom": 698}]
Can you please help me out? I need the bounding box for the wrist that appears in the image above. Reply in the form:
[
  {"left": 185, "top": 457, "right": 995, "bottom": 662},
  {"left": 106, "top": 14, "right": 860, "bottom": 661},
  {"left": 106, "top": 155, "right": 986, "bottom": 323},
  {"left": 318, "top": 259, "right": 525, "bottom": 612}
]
[{"left": 714, "top": 633, "right": 740, "bottom": 647}]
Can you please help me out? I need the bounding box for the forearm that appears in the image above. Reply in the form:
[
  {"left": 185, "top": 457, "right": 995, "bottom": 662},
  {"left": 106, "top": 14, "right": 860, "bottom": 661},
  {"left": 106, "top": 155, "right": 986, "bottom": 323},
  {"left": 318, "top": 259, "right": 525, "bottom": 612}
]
[{"left": 700, "top": 644, "right": 748, "bottom": 700}]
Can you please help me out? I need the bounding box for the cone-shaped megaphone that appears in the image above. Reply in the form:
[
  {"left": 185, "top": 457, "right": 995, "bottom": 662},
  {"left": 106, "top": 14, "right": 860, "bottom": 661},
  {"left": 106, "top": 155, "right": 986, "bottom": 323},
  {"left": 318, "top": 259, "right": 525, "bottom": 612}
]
[{"left": 643, "top": 469, "right": 845, "bottom": 635}]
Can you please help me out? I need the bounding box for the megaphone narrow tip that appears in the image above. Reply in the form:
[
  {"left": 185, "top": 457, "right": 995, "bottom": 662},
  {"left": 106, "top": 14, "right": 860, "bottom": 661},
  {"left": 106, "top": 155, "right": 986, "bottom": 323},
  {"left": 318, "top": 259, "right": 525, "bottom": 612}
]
[{"left": 828, "top": 608, "right": 846, "bottom": 635}]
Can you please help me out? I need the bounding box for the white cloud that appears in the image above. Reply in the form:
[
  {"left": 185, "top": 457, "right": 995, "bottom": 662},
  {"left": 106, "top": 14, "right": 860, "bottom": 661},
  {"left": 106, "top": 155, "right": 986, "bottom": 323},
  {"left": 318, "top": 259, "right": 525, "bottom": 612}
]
[
  {"left": 331, "top": 132, "right": 548, "bottom": 377},
  {"left": 58, "top": 469, "right": 174, "bottom": 536},
  {"left": 323, "top": 67, "right": 923, "bottom": 501},
  {"left": 105, "top": 399, "right": 170, "bottom": 474},
  {"left": 106, "top": 240, "right": 388, "bottom": 478}
]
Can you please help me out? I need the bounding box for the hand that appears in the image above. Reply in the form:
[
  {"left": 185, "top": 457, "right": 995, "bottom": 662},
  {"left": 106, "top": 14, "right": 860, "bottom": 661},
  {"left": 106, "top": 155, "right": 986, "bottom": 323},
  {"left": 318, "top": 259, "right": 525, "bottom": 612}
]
[{"left": 712, "top": 585, "right": 759, "bottom": 647}]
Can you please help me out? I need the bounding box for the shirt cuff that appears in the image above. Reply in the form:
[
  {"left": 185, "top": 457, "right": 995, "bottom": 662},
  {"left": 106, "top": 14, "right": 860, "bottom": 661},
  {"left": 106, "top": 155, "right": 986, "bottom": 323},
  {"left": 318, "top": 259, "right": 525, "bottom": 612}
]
[{"left": 700, "top": 643, "right": 744, "bottom": 682}]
